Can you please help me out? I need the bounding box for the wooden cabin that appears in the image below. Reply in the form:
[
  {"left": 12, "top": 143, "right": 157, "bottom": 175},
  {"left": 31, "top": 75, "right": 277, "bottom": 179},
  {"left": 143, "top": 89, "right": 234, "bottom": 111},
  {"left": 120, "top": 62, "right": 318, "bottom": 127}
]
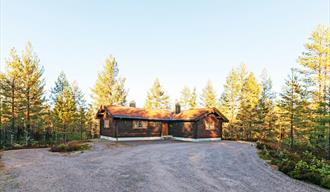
[{"left": 96, "top": 104, "right": 228, "bottom": 141}]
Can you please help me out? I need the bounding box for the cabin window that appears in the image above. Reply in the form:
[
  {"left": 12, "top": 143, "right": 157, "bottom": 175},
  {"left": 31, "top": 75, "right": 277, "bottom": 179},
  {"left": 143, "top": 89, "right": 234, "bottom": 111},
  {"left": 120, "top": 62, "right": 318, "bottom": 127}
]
[
  {"left": 104, "top": 119, "right": 110, "bottom": 129},
  {"left": 183, "top": 122, "right": 192, "bottom": 132},
  {"left": 204, "top": 120, "right": 215, "bottom": 130},
  {"left": 149, "top": 121, "right": 161, "bottom": 127},
  {"left": 133, "top": 120, "right": 148, "bottom": 129}
]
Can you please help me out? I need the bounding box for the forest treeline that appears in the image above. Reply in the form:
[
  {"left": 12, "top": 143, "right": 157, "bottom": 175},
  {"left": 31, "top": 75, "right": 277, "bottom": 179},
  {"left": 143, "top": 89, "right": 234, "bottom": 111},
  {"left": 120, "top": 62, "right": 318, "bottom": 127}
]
[{"left": 0, "top": 25, "right": 329, "bottom": 162}]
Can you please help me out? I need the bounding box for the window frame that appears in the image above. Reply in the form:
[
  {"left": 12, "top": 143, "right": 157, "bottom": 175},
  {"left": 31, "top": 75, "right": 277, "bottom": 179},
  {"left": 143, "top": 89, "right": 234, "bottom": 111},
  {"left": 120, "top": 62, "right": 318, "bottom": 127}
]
[
  {"left": 132, "top": 120, "right": 148, "bottom": 129},
  {"left": 204, "top": 120, "right": 216, "bottom": 130},
  {"left": 104, "top": 119, "right": 110, "bottom": 129}
]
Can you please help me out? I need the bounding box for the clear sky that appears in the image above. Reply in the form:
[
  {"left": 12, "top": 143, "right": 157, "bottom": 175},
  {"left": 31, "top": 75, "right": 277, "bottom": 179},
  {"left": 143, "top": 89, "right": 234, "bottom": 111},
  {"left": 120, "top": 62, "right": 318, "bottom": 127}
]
[{"left": 0, "top": 0, "right": 329, "bottom": 107}]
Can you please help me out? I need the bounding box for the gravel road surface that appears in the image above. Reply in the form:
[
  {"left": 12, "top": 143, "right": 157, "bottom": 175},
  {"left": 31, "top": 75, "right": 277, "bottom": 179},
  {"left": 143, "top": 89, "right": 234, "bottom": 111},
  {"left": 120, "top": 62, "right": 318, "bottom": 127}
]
[{"left": 0, "top": 140, "right": 327, "bottom": 192}]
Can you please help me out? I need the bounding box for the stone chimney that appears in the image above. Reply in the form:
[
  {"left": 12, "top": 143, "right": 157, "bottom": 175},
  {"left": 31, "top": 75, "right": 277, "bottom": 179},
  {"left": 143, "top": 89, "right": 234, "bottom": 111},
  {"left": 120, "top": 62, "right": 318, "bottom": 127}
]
[
  {"left": 175, "top": 103, "right": 181, "bottom": 114},
  {"left": 129, "top": 100, "right": 136, "bottom": 108}
]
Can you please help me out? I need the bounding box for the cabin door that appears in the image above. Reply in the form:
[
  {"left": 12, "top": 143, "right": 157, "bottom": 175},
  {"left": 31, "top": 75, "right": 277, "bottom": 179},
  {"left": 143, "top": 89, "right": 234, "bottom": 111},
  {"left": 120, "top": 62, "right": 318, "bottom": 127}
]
[{"left": 161, "top": 122, "right": 168, "bottom": 136}]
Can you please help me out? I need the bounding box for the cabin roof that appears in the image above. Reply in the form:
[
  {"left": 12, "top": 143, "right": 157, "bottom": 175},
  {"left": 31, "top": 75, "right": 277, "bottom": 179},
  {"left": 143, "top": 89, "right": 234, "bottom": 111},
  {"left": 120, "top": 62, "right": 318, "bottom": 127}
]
[
  {"left": 105, "top": 105, "right": 171, "bottom": 120},
  {"left": 97, "top": 105, "right": 229, "bottom": 122}
]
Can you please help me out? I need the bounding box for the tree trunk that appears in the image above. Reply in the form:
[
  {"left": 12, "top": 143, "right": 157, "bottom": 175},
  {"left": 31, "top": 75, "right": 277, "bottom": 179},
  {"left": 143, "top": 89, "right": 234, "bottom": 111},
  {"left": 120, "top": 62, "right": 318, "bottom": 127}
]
[
  {"left": 290, "top": 73, "right": 294, "bottom": 149},
  {"left": 11, "top": 79, "right": 17, "bottom": 140},
  {"left": 328, "top": 126, "right": 330, "bottom": 160},
  {"left": 26, "top": 87, "right": 31, "bottom": 141},
  {"left": 290, "top": 115, "right": 294, "bottom": 149},
  {"left": 0, "top": 97, "right": 2, "bottom": 145},
  {"left": 63, "top": 122, "right": 66, "bottom": 143},
  {"left": 80, "top": 119, "right": 83, "bottom": 140}
]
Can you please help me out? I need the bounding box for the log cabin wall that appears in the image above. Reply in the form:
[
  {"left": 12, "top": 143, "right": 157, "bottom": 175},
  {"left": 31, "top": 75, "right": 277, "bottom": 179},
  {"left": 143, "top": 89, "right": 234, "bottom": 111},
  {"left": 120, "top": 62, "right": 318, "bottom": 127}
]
[
  {"left": 100, "top": 116, "right": 115, "bottom": 137},
  {"left": 169, "top": 121, "right": 195, "bottom": 138},
  {"left": 114, "top": 119, "right": 162, "bottom": 137},
  {"left": 196, "top": 114, "right": 222, "bottom": 138}
]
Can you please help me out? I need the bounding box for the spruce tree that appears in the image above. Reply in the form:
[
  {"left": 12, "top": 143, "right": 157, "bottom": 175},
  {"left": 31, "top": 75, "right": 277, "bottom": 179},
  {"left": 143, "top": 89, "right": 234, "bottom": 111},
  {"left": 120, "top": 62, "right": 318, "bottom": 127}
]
[
  {"left": 279, "top": 69, "right": 307, "bottom": 148},
  {"left": 144, "top": 78, "right": 170, "bottom": 110},
  {"left": 50, "top": 71, "right": 69, "bottom": 105},
  {"left": 53, "top": 85, "right": 76, "bottom": 142},
  {"left": 71, "top": 81, "right": 87, "bottom": 140},
  {"left": 255, "top": 70, "right": 276, "bottom": 140}
]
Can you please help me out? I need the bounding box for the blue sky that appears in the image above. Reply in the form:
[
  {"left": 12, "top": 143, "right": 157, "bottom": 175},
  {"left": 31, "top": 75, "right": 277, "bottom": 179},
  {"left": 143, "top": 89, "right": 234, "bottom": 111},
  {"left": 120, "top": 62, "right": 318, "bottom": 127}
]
[{"left": 0, "top": 0, "right": 329, "bottom": 107}]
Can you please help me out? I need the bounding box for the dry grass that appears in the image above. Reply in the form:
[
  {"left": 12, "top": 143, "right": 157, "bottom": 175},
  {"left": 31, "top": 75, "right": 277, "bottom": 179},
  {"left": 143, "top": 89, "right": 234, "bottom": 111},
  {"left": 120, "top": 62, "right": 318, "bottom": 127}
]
[
  {"left": 50, "top": 141, "right": 91, "bottom": 153},
  {"left": 0, "top": 151, "right": 4, "bottom": 170}
]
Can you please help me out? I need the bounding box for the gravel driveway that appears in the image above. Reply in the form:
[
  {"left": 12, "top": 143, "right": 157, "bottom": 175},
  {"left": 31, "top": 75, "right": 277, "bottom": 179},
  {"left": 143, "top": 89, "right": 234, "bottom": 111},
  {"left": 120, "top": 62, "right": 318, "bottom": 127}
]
[{"left": 0, "top": 140, "right": 327, "bottom": 192}]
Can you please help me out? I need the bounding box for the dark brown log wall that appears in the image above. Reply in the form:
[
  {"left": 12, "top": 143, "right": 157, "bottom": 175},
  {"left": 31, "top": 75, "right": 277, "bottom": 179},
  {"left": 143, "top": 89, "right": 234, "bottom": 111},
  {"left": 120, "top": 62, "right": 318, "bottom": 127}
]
[
  {"left": 99, "top": 114, "right": 223, "bottom": 139},
  {"left": 100, "top": 117, "right": 115, "bottom": 137},
  {"left": 168, "top": 121, "right": 195, "bottom": 138},
  {"left": 115, "top": 119, "right": 162, "bottom": 137},
  {"left": 196, "top": 114, "right": 222, "bottom": 138}
]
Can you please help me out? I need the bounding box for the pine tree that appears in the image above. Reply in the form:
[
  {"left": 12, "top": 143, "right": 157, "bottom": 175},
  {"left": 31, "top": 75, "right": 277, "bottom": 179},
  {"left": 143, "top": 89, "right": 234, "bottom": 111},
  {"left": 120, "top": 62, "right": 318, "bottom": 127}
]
[
  {"left": 237, "top": 72, "right": 261, "bottom": 140},
  {"left": 91, "top": 55, "right": 127, "bottom": 107},
  {"left": 144, "top": 78, "right": 170, "bottom": 110},
  {"left": 179, "top": 86, "right": 197, "bottom": 110},
  {"left": 0, "top": 48, "right": 24, "bottom": 141},
  {"left": 219, "top": 68, "right": 241, "bottom": 138},
  {"left": 190, "top": 87, "right": 198, "bottom": 109},
  {"left": 0, "top": 73, "right": 6, "bottom": 145},
  {"left": 19, "top": 42, "right": 46, "bottom": 142},
  {"left": 299, "top": 25, "right": 329, "bottom": 104},
  {"left": 298, "top": 25, "right": 330, "bottom": 158},
  {"left": 200, "top": 80, "right": 217, "bottom": 108},
  {"left": 180, "top": 86, "right": 191, "bottom": 110}
]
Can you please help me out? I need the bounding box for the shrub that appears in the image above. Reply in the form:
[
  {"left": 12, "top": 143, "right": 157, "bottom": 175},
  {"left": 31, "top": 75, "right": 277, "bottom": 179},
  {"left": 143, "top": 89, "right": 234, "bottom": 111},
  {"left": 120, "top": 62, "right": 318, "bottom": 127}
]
[
  {"left": 257, "top": 140, "right": 330, "bottom": 189},
  {"left": 321, "top": 175, "right": 330, "bottom": 189},
  {"left": 278, "top": 159, "right": 296, "bottom": 174},
  {"left": 288, "top": 157, "right": 330, "bottom": 186},
  {"left": 256, "top": 140, "right": 280, "bottom": 150},
  {"left": 289, "top": 160, "right": 321, "bottom": 184},
  {"left": 50, "top": 141, "right": 90, "bottom": 153},
  {"left": 300, "top": 172, "right": 322, "bottom": 185}
]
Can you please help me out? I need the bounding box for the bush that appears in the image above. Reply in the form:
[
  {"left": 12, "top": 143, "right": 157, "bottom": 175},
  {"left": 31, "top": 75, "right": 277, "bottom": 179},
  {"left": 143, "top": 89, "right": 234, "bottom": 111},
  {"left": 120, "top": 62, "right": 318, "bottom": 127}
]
[
  {"left": 278, "top": 159, "right": 296, "bottom": 174},
  {"left": 321, "top": 175, "right": 330, "bottom": 189},
  {"left": 289, "top": 160, "right": 322, "bottom": 185},
  {"left": 257, "top": 140, "right": 330, "bottom": 189},
  {"left": 286, "top": 153, "right": 330, "bottom": 186},
  {"left": 50, "top": 141, "right": 90, "bottom": 153},
  {"left": 256, "top": 140, "right": 279, "bottom": 150}
]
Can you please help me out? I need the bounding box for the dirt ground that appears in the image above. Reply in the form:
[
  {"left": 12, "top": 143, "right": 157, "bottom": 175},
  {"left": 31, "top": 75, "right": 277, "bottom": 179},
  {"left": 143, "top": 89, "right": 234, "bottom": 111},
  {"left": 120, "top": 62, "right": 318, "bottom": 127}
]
[{"left": 0, "top": 140, "right": 327, "bottom": 192}]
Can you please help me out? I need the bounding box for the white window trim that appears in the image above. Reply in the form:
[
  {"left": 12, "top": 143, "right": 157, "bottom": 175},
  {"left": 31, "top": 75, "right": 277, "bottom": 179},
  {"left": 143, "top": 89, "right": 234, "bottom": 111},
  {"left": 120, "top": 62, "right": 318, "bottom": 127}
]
[
  {"left": 104, "top": 119, "right": 110, "bottom": 129},
  {"left": 133, "top": 120, "right": 148, "bottom": 129},
  {"left": 205, "top": 121, "right": 215, "bottom": 130}
]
